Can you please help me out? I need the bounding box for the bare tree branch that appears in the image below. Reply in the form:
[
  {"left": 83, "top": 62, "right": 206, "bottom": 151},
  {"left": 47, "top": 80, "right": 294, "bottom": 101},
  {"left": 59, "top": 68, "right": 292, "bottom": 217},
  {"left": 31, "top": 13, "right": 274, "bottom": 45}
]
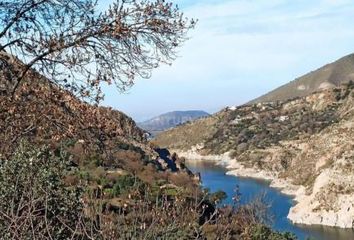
[{"left": 0, "top": 0, "right": 196, "bottom": 102}]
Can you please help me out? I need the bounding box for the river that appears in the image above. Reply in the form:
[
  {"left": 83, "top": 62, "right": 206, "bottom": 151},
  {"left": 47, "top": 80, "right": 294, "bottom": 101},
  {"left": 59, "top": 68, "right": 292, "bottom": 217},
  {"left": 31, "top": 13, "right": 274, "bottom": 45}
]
[{"left": 186, "top": 160, "right": 354, "bottom": 240}]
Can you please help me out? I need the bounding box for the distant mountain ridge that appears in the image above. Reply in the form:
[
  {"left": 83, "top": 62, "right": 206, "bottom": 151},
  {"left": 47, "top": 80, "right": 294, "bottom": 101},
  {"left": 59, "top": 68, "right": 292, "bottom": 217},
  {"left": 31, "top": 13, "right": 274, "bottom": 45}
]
[
  {"left": 138, "top": 110, "right": 209, "bottom": 134},
  {"left": 248, "top": 53, "right": 354, "bottom": 104}
]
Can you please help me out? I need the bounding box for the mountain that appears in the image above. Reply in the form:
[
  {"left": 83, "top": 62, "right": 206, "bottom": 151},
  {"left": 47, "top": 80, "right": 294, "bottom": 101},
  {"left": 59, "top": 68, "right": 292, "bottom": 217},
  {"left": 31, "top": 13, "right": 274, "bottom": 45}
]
[
  {"left": 1, "top": 69, "right": 146, "bottom": 156},
  {"left": 154, "top": 81, "right": 354, "bottom": 228},
  {"left": 0, "top": 58, "right": 199, "bottom": 181},
  {"left": 138, "top": 110, "right": 209, "bottom": 135},
  {"left": 0, "top": 57, "right": 296, "bottom": 240},
  {"left": 249, "top": 53, "right": 354, "bottom": 104}
]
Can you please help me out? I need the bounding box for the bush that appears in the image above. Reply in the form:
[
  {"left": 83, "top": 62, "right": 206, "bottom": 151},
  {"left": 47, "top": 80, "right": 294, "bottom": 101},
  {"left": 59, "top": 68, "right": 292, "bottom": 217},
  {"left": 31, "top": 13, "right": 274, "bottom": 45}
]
[
  {"left": 209, "top": 190, "right": 227, "bottom": 204},
  {"left": 0, "top": 143, "right": 298, "bottom": 240},
  {"left": 0, "top": 142, "right": 98, "bottom": 239},
  {"left": 251, "top": 225, "right": 297, "bottom": 240},
  {"left": 112, "top": 174, "right": 145, "bottom": 197}
]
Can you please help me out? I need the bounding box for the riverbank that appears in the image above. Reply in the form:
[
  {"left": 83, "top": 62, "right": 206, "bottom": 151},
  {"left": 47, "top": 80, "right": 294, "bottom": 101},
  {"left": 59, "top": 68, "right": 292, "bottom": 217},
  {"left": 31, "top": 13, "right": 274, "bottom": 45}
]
[
  {"left": 174, "top": 148, "right": 354, "bottom": 229},
  {"left": 186, "top": 160, "right": 354, "bottom": 240}
]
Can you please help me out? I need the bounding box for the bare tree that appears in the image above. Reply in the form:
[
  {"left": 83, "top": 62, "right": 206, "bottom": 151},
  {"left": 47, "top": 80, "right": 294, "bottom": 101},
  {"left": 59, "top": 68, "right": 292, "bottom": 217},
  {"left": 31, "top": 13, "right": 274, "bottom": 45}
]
[{"left": 0, "top": 0, "right": 195, "bottom": 101}]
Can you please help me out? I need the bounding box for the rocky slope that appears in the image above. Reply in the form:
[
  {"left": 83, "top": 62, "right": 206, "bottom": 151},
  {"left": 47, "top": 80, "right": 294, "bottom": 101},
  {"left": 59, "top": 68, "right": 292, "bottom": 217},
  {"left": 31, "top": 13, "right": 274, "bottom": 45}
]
[
  {"left": 154, "top": 82, "right": 354, "bottom": 228},
  {"left": 138, "top": 110, "right": 209, "bottom": 135},
  {"left": 249, "top": 54, "right": 354, "bottom": 104}
]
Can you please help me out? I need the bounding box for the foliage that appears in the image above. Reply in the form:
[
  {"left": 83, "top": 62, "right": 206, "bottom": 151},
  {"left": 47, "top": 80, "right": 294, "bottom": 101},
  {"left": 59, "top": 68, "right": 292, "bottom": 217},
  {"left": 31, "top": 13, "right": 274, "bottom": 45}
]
[
  {"left": 0, "top": 142, "right": 298, "bottom": 239},
  {"left": 112, "top": 174, "right": 143, "bottom": 196},
  {"left": 0, "top": 0, "right": 195, "bottom": 101},
  {"left": 0, "top": 142, "right": 98, "bottom": 239},
  {"left": 209, "top": 190, "right": 227, "bottom": 204},
  {"left": 0, "top": 1, "right": 300, "bottom": 239},
  {"left": 154, "top": 86, "right": 352, "bottom": 157},
  {"left": 251, "top": 225, "right": 297, "bottom": 240}
]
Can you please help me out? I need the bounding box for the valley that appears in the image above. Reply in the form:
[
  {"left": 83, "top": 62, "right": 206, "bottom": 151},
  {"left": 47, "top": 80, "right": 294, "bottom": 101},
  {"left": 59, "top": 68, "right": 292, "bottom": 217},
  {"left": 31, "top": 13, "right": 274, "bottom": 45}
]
[
  {"left": 154, "top": 77, "right": 354, "bottom": 230},
  {"left": 1, "top": 1, "right": 354, "bottom": 239}
]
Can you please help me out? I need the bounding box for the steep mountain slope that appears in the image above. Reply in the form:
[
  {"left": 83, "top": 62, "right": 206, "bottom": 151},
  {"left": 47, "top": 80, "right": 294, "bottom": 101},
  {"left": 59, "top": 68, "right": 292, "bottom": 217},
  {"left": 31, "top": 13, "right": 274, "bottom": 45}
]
[
  {"left": 138, "top": 110, "right": 209, "bottom": 135},
  {"left": 249, "top": 53, "right": 354, "bottom": 104},
  {"left": 0, "top": 62, "right": 197, "bottom": 182},
  {"left": 154, "top": 82, "right": 354, "bottom": 228},
  {"left": 1, "top": 71, "right": 144, "bottom": 155}
]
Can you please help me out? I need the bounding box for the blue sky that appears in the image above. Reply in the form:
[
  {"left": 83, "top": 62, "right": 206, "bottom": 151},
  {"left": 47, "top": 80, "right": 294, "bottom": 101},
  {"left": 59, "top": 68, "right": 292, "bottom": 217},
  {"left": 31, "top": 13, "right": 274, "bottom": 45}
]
[{"left": 101, "top": 0, "right": 354, "bottom": 121}]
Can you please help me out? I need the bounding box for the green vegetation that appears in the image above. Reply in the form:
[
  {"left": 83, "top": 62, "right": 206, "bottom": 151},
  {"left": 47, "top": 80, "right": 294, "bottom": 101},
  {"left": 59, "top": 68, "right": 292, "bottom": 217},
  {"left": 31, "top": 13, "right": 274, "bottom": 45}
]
[
  {"left": 155, "top": 86, "right": 352, "bottom": 159},
  {"left": 0, "top": 0, "right": 320, "bottom": 238},
  {"left": 0, "top": 142, "right": 97, "bottom": 239},
  {"left": 209, "top": 190, "right": 228, "bottom": 204},
  {"left": 206, "top": 97, "right": 340, "bottom": 156},
  {"left": 251, "top": 225, "right": 297, "bottom": 240},
  {"left": 155, "top": 85, "right": 354, "bottom": 192},
  {"left": 0, "top": 143, "right": 298, "bottom": 239}
]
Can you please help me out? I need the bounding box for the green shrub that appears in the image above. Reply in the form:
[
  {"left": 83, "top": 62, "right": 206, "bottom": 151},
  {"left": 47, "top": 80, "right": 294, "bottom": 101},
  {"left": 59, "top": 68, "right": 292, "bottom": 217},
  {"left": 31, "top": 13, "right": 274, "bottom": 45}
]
[
  {"left": 0, "top": 142, "right": 98, "bottom": 239},
  {"left": 251, "top": 225, "right": 297, "bottom": 240},
  {"left": 112, "top": 174, "right": 142, "bottom": 196},
  {"left": 78, "top": 170, "right": 91, "bottom": 181},
  {"left": 209, "top": 190, "right": 227, "bottom": 204}
]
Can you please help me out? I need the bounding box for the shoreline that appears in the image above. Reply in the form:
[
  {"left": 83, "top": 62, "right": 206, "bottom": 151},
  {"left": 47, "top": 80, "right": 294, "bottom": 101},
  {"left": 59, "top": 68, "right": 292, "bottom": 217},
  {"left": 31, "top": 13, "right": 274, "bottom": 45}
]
[
  {"left": 176, "top": 149, "right": 354, "bottom": 229},
  {"left": 177, "top": 149, "right": 302, "bottom": 197}
]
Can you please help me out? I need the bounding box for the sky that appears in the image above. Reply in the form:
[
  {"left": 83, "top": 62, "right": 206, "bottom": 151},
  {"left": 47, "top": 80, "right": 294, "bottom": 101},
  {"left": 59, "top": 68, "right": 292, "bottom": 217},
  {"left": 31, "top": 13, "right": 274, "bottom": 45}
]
[{"left": 100, "top": 0, "right": 354, "bottom": 122}]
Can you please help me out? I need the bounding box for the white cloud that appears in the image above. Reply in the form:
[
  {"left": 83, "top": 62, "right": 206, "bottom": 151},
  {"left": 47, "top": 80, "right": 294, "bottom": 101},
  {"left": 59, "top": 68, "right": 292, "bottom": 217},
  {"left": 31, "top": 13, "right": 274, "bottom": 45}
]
[
  {"left": 151, "top": 0, "right": 354, "bottom": 79},
  {"left": 102, "top": 0, "right": 354, "bottom": 120}
]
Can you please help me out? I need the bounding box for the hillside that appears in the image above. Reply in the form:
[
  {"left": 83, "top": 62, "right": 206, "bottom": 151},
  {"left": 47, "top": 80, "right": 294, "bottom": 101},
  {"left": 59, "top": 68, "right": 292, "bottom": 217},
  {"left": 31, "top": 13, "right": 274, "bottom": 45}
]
[
  {"left": 1, "top": 70, "right": 145, "bottom": 155},
  {"left": 249, "top": 53, "right": 354, "bottom": 104},
  {"left": 0, "top": 62, "right": 298, "bottom": 239},
  {"left": 138, "top": 110, "right": 209, "bottom": 135},
  {"left": 0, "top": 58, "right": 207, "bottom": 194},
  {"left": 1, "top": 61, "right": 209, "bottom": 180},
  {"left": 0, "top": 62, "right": 214, "bottom": 239},
  {"left": 154, "top": 82, "right": 354, "bottom": 228}
]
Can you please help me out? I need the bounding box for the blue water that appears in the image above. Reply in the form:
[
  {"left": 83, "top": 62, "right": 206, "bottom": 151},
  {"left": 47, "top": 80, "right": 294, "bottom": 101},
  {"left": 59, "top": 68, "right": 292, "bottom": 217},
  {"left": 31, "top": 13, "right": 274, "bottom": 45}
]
[{"left": 187, "top": 160, "right": 354, "bottom": 240}]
